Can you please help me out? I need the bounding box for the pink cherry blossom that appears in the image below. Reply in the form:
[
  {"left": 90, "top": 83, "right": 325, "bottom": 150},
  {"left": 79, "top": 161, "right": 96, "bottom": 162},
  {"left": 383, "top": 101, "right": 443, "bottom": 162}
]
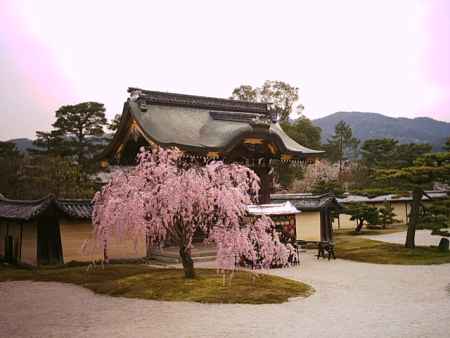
[{"left": 91, "top": 147, "right": 294, "bottom": 278}]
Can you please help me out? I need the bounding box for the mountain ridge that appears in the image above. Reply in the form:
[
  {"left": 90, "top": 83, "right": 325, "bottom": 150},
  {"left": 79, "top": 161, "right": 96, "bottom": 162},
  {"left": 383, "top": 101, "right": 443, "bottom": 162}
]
[
  {"left": 312, "top": 111, "right": 450, "bottom": 150},
  {"left": 5, "top": 112, "right": 450, "bottom": 152}
]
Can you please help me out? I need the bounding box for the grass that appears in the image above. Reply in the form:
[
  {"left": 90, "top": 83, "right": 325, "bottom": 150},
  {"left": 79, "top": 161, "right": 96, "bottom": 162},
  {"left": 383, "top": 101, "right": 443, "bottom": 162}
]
[
  {"left": 334, "top": 228, "right": 450, "bottom": 265},
  {"left": 0, "top": 264, "right": 314, "bottom": 304}
]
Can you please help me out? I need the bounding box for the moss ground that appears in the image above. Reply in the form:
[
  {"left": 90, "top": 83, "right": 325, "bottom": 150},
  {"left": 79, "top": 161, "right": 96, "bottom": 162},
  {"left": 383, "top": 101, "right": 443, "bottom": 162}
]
[
  {"left": 334, "top": 227, "right": 450, "bottom": 265},
  {"left": 0, "top": 264, "right": 314, "bottom": 304}
]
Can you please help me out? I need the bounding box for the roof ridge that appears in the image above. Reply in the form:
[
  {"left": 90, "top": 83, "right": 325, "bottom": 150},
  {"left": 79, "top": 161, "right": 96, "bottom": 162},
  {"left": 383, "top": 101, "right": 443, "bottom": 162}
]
[
  {"left": 0, "top": 194, "right": 55, "bottom": 205},
  {"left": 128, "top": 87, "right": 269, "bottom": 107}
]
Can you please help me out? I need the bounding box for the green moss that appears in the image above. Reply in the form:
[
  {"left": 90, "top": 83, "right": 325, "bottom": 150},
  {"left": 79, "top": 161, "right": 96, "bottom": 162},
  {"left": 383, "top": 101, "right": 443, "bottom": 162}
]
[
  {"left": 0, "top": 264, "right": 314, "bottom": 304},
  {"left": 335, "top": 235, "right": 450, "bottom": 265}
]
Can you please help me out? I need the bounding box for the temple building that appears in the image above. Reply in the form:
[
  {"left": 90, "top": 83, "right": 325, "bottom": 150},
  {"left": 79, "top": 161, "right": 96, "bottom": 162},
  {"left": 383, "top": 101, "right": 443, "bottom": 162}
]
[
  {"left": 0, "top": 88, "right": 323, "bottom": 266},
  {"left": 100, "top": 88, "right": 322, "bottom": 202}
]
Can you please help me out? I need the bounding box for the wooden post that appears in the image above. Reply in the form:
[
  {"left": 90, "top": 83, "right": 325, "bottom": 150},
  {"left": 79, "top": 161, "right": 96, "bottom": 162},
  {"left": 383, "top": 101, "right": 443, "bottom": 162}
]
[{"left": 254, "top": 165, "right": 273, "bottom": 204}]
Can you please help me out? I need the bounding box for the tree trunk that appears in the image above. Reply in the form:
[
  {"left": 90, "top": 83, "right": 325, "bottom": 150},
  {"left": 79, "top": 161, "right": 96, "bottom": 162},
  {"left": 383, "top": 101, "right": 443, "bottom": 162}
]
[
  {"left": 405, "top": 189, "right": 422, "bottom": 249},
  {"left": 179, "top": 246, "right": 195, "bottom": 278},
  {"left": 355, "top": 220, "right": 364, "bottom": 233}
]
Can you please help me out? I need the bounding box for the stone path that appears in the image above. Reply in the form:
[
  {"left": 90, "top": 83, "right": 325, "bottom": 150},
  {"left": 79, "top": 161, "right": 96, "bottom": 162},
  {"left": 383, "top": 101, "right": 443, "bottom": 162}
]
[
  {"left": 1, "top": 246, "right": 449, "bottom": 337},
  {"left": 363, "top": 229, "right": 445, "bottom": 246}
]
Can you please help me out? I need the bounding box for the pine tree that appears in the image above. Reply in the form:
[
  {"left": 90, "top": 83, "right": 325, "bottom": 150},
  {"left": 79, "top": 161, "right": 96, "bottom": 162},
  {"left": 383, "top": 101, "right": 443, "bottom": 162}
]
[
  {"left": 378, "top": 201, "right": 399, "bottom": 229},
  {"left": 345, "top": 203, "right": 379, "bottom": 232},
  {"left": 52, "top": 102, "right": 107, "bottom": 167},
  {"left": 376, "top": 152, "right": 450, "bottom": 248},
  {"left": 324, "top": 121, "right": 359, "bottom": 173}
]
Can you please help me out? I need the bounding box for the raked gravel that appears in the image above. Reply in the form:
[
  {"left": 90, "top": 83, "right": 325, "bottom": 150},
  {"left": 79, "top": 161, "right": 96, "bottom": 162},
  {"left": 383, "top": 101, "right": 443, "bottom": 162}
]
[
  {"left": 363, "top": 229, "right": 445, "bottom": 246},
  {"left": 1, "top": 231, "right": 449, "bottom": 338}
]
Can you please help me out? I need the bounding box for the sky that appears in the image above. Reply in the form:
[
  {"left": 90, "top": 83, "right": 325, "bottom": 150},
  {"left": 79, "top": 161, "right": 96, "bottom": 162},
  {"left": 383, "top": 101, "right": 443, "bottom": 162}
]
[{"left": 0, "top": 0, "right": 449, "bottom": 140}]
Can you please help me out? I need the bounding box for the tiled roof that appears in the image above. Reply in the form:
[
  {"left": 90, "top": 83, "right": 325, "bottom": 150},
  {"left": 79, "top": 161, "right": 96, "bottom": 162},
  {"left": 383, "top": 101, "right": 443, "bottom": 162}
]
[
  {"left": 0, "top": 194, "right": 92, "bottom": 221},
  {"left": 55, "top": 199, "right": 92, "bottom": 219},
  {"left": 128, "top": 88, "right": 269, "bottom": 114},
  {"left": 247, "top": 202, "right": 300, "bottom": 216},
  {"left": 336, "top": 190, "right": 448, "bottom": 204},
  {"left": 0, "top": 194, "right": 54, "bottom": 221},
  {"left": 271, "top": 193, "right": 341, "bottom": 211},
  {"left": 100, "top": 88, "right": 323, "bottom": 162}
]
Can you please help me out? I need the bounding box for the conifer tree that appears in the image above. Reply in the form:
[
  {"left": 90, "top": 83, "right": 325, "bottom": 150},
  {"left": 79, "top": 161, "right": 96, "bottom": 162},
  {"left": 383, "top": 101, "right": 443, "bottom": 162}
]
[{"left": 376, "top": 152, "right": 450, "bottom": 248}]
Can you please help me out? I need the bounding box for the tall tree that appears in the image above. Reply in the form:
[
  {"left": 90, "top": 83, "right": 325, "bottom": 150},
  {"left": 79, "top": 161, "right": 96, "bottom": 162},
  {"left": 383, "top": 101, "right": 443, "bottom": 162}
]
[
  {"left": 29, "top": 130, "right": 68, "bottom": 157},
  {"left": 91, "top": 147, "right": 295, "bottom": 278},
  {"left": 22, "top": 156, "right": 98, "bottom": 199},
  {"left": 0, "top": 142, "right": 23, "bottom": 198},
  {"left": 108, "top": 114, "right": 122, "bottom": 132},
  {"left": 280, "top": 116, "right": 322, "bottom": 149},
  {"left": 360, "top": 138, "right": 398, "bottom": 169},
  {"left": 376, "top": 152, "right": 450, "bottom": 248},
  {"left": 393, "top": 143, "right": 432, "bottom": 168},
  {"left": 443, "top": 137, "right": 450, "bottom": 152},
  {"left": 324, "top": 121, "right": 360, "bottom": 173},
  {"left": 278, "top": 116, "right": 322, "bottom": 188},
  {"left": 231, "top": 80, "right": 299, "bottom": 121},
  {"left": 52, "top": 102, "right": 107, "bottom": 166}
]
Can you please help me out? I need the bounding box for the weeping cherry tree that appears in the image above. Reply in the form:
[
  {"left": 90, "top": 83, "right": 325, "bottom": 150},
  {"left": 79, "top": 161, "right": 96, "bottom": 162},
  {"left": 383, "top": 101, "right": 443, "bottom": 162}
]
[{"left": 91, "top": 147, "right": 294, "bottom": 278}]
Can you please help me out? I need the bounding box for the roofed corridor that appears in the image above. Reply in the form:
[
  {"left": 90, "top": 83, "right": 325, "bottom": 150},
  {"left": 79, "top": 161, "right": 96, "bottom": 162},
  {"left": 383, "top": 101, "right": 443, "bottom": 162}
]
[{"left": 1, "top": 237, "right": 449, "bottom": 338}]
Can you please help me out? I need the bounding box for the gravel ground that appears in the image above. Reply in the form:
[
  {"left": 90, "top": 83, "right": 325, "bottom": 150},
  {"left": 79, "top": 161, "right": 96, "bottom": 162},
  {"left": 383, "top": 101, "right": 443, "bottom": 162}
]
[
  {"left": 363, "top": 229, "right": 445, "bottom": 246},
  {"left": 1, "top": 235, "right": 449, "bottom": 338}
]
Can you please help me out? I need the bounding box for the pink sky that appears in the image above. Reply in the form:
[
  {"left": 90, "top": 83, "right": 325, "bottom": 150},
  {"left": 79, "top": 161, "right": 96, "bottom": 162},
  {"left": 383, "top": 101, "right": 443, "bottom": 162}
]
[{"left": 0, "top": 0, "right": 449, "bottom": 140}]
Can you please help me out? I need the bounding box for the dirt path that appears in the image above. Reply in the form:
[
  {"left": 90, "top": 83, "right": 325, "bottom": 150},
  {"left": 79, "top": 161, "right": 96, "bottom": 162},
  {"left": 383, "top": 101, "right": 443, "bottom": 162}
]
[{"left": 1, "top": 251, "right": 449, "bottom": 338}]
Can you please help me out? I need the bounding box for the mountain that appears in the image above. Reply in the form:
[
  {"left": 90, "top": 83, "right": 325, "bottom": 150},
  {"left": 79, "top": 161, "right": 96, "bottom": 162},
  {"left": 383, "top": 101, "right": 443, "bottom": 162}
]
[
  {"left": 6, "top": 135, "right": 114, "bottom": 153},
  {"left": 313, "top": 112, "right": 450, "bottom": 150},
  {"left": 7, "top": 138, "right": 37, "bottom": 153}
]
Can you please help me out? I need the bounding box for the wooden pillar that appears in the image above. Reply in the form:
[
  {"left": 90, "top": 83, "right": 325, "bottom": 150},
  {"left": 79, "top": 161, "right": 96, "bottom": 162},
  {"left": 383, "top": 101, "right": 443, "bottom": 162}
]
[{"left": 254, "top": 166, "right": 273, "bottom": 204}]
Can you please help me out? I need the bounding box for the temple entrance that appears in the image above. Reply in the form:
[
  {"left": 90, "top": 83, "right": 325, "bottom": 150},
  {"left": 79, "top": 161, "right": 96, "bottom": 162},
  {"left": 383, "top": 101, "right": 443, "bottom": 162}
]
[{"left": 37, "top": 217, "right": 63, "bottom": 265}]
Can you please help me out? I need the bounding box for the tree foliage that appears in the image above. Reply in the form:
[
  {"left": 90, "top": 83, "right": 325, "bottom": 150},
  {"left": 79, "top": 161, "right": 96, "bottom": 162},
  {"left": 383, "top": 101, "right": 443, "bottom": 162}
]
[
  {"left": 378, "top": 201, "right": 399, "bottom": 229},
  {"left": 324, "top": 120, "right": 359, "bottom": 172},
  {"left": 52, "top": 102, "right": 107, "bottom": 165},
  {"left": 360, "top": 138, "right": 432, "bottom": 169},
  {"left": 91, "top": 147, "right": 295, "bottom": 278},
  {"left": 444, "top": 137, "right": 450, "bottom": 152},
  {"left": 419, "top": 199, "right": 450, "bottom": 232},
  {"left": 30, "top": 130, "right": 69, "bottom": 157},
  {"left": 360, "top": 138, "right": 398, "bottom": 169},
  {"left": 310, "top": 179, "right": 345, "bottom": 197},
  {"left": 376, "top": 152, "right": 450, "bottom": 248},
  {"left": 108, "top": 114, "right": 122, "bottom": 132},
  {"left": 231, "top": 80, "right": 299, "bottom": 121},
  {"left": 277, "top": 116, "right": 322, "bottom": 189},
  {"left": 345, "top": 203, "right": 379, "bottom": 232},
  {"left": 0, "top": 142, "right": 23, "bottom": 198},
  {"left": 21, "top": 156, "right": 99, "bottom": 199}
]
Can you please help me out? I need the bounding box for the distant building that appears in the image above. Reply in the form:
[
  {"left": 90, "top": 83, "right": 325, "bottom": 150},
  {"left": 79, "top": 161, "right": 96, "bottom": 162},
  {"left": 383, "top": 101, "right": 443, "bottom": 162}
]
[
  {"left": 271, "top": 191, "right": 449, "bottom": 238},
  {"left": 271, "top": 193, "right": 340, "bottom": 242},
  {"left": 99, "top": 88, "right": 322, "bottom": 203},
  {"left": 0, "top": 194, "right": 145, "bottom": 266},
  {"left": 336, "top": 191, "right": 448, "bottom": 228}
]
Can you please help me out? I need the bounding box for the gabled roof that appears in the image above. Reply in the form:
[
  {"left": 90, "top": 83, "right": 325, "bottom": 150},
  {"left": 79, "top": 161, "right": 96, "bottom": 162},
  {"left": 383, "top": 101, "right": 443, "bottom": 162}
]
[
  {"left": 0, "top": 194, "right": 92, "bottom": 221},
  {"left": 271, "top": 193, "right": 341, "bottom": 211},
  {"left": 101, "top": 88, "right": 323, "bottom": 161}
]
